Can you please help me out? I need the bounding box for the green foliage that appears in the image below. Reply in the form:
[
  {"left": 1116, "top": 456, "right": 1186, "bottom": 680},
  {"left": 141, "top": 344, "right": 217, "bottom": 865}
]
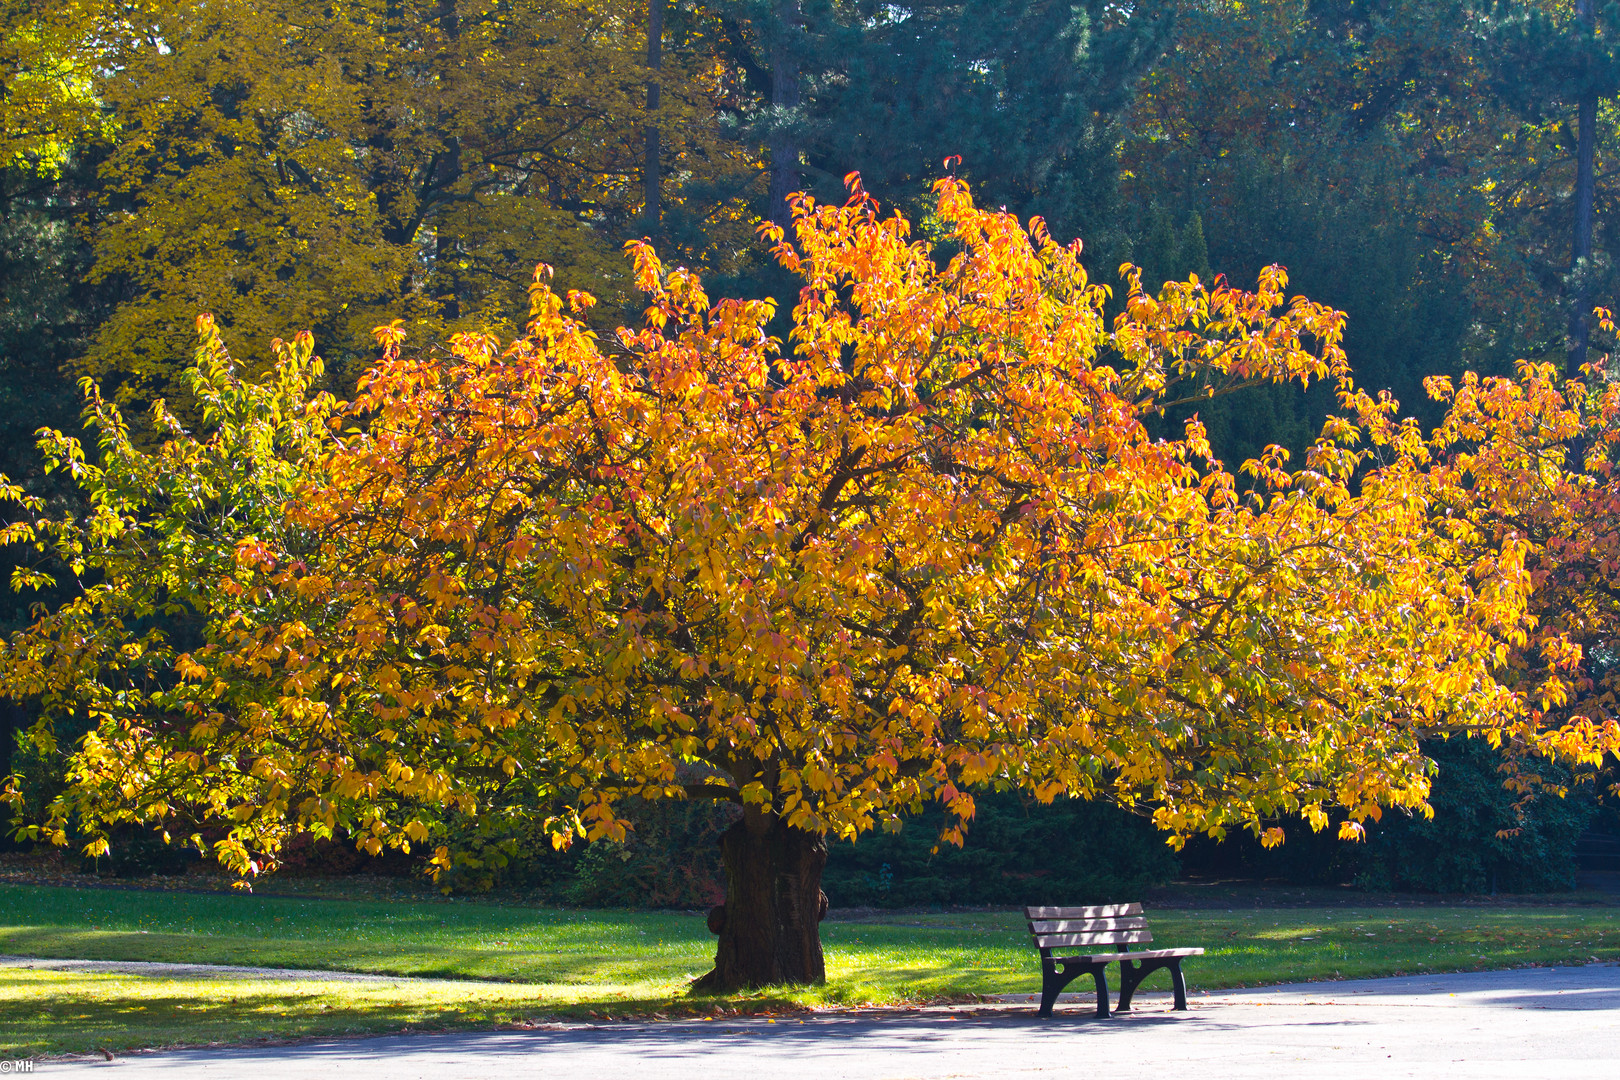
[
  {"left": 556, "top": 799, "right": 737, "bottom": 908},
  {"left": 1355, "top": 738, "right": 1601, "bottom": 894},
  {"left": 1130, "top": 205, "right": 1336, "bottom": 468},
  {"left": 711, "top": 0, "right": 1172, "bottom": 296},
  {"left": 1180, "top": 738, "right": 1601, "bottom": 894},
  {"left": 431, "top": 797, "right": 736, "bottom": 908},
  {"left": 89, "top": 828, "right": 202, "bottom": 877},
  {"left": 0, "top": 155, "right": 107, "bottom": 825},
  {"left": 1122, "top": 0, "right": 1619, "bottom": 462},
  {"left": 0, "top": 319, "right": 344, "bottom": 864},
  {"left": 823, "top": 792, "right": 1178, "bottom": 908},
  {"left": 0, "top": 158, "right": 103, "bottom": 627},
  {"left": 3, "top": 706, "right": 91, "bottom": 849},
  {"left": 813, "top": 1, "right": 1170, "bottom": 242},
  {"left": 440, "top": 793, "right": 1172, "bottom": 910}
]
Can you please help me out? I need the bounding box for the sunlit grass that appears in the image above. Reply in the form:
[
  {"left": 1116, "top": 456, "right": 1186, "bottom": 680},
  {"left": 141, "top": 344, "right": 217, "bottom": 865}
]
[{"left": 2, "top": 884, "right": 1617, "bottom": 1057}]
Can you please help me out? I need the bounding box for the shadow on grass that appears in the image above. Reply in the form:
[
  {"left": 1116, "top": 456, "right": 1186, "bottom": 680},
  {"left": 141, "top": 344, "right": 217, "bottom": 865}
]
[
  {"left": 0, "top": 974, "right": 492, "bottom": 1057},
  {"left": 0, "top": 925, "right": 707, "bottom": 986},
  {"left": 0, "top": 967, "right": 805, "bottom": 1058}
]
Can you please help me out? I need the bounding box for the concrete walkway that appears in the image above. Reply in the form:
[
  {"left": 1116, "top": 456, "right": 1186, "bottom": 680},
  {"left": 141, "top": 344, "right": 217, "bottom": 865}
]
[{"left": 49, "top": 963, "right": 1620, "bottom": 1080}]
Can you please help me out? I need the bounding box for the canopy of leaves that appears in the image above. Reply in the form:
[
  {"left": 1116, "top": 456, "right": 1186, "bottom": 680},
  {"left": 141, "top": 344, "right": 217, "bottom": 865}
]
[
  {"left": 5, "top": 181, "right": 1612, "bottom": 878},
  {"left": 38, "top": 0, "right": 748, "bottom": 417}
]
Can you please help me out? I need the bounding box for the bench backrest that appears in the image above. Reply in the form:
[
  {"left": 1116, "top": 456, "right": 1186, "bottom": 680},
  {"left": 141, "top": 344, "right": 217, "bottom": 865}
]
[{"left": 1026, "top": 903, "right": 1150, "bottom": 953}]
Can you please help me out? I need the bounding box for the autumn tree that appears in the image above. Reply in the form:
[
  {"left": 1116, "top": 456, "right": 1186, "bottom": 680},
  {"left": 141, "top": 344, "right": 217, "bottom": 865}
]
[
  {"left": 1420, "top": 314, "right": 1620, "bottom": 770},
  {"left": 0, "top": 0, "right": 108, "bottom": 172},
  {"left": 6, "top": 180, "right": 1616, "bottom": 990}
]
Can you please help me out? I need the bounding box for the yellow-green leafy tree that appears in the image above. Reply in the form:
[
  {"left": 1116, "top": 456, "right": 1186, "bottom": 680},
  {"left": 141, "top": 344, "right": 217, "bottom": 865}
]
[
  {"left": 0, "top": 0, "right": 109, "bottom": 172},
  {"left": 65, "top": 0, "right": 749, "bottom": 415}
]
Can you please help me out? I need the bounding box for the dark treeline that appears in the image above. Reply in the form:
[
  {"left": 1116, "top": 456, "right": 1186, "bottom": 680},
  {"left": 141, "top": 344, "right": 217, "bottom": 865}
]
[{"left": 5, "top": 2, "right": 1618, "bottom": 446}]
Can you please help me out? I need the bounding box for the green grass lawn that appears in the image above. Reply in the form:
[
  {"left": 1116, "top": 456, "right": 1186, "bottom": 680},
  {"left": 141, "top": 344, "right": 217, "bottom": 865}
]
[{"left": 2, "top": 883, "right": 1617, "bottom": 1058}]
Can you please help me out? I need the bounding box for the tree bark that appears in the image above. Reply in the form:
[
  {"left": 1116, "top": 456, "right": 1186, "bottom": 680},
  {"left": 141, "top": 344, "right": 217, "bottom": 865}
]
[
  {"left": 767, "top": 0, "right": 804, "bottom": 231},
  {"left": 432, "top": 0, "right": 462, "bottom": 319},
  {"left": 644, "top": 0, "right": 663, "bottom": 234},
  {"left": 1570, "top": 0, "right": 1597, "bottom": 366},
  {"left": 693, "top": 806, "right": 828, "bottom": 991}
]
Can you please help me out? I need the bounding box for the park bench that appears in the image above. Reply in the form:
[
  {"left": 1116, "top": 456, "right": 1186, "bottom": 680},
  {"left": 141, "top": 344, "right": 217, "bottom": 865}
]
[{"left": 1026, "top": 903, "right": 1204, "bottom": 1018}]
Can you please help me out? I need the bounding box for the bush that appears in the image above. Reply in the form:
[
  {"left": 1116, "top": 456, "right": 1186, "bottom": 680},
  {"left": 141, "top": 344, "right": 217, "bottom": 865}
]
[
  {"left": 1354, "top": 738, "right": 1599, "bottom": 893},
  {"left": 433, "top": 790, "right": 1178, "bottom": 909},
  {"left": 557, "top": 799, "right": 738, "bottom": 908},
  {"left": 430, "top": 796, "right": 739, "bottom": 908},
  {"left": 1178, "top": 737, "right": 1600, "bottom": 893},
  {"left": 823, "top": 792, "right": 1179, "bottom": 907},
  {"left": 86, "top": 828, "right": 201, "bottom": 878}
]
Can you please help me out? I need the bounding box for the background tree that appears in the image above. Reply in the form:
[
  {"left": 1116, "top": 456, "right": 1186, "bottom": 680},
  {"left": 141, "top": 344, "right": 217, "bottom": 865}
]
[
  {"left": 0, "top": 0, "right": 108, "bottom": 171},
  {"left": 1486, "top": 0, "right": 1620, "bottom": 364},
  {"left": 705, "top": 0, "right": 1171, "bottom": 272},
  {"left": 6, "top": 0, "right": 748, "bottom": 418},
  {"left": 0, "top": 16, "right": 114, "bottom": 802},
  {"left": 1122, "top": 0, "right": 1620, "bottom": 464}
]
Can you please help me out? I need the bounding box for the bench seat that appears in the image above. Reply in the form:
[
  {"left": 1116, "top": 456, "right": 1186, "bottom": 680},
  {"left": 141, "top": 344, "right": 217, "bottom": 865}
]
[
  {"left": 1026, "top": 904, "right": 1204, "bottom": 1018},
  {"left": 1048, "top": 946, "right": 1204, "bottom": 965}
]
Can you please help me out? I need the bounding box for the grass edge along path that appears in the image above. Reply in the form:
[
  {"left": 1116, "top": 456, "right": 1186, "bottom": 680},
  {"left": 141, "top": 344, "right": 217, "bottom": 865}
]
[{"left": 1, "top": 882, "right": 1618, "bottom": 1058}]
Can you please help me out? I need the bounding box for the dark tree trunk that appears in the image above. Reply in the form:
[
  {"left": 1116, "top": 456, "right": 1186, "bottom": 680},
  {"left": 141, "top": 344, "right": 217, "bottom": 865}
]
[
  {"left": 1571, "top": 0, "right": 1597, "bottom": 366},
  {"left": 694, "top": 807, "right": 828, "bottom": 992},
  {"left": 432, "top": 0, "right": 463, "bottom": 319},
  {"left": 767, "top": 0, "right": 804, "bottom": 230},
  {"left": 644, "top": 0, "right": 663, "bottom": 234}
]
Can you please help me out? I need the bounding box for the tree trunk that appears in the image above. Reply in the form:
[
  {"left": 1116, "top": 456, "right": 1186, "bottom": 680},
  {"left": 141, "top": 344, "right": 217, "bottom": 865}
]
[
  {"left": 694, "top": 806, "right": 828, "bottom": 992},
  {"left": 767, "top": 0, "right": 804, "bottom": 231},
  {"left": 1570, "top": 0, "right": 1597, "bottom": 366},
  {"left": 431, "top": 0, "right": 462, "bottom": 318},
  {"left": 644, "top": 0, "right": 663, "bottom": 234}
]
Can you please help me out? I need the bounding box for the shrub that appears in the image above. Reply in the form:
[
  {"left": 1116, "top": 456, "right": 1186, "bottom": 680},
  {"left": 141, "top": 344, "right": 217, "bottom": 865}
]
[
  {"left": 823, "top": 792, "right": 1178, "bottom": 907},
  {"left": 1178, "top": 737, "right": 1600, "bottom": 893},
  {"left": 1354, "top": 738, "right": 1599, "bottom": 893},
  {"left": 430, "top": 796, "right": 738, "bottom": 907}
]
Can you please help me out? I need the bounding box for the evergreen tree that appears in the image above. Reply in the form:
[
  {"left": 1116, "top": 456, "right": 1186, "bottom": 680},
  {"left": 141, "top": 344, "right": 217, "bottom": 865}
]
[{"left": 716, "top": 1, "right": 1173, "bottom": 264}]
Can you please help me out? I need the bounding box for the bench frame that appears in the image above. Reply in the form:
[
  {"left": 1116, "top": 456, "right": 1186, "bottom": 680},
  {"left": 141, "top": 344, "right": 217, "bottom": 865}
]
[{"left": 1027, "top": 904, "right": 1203, "bottom": 1018}]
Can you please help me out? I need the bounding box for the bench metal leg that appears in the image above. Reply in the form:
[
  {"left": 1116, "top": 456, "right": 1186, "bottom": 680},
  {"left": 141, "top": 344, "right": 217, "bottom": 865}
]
[
  {"left": 1039, "top": 958, "right": 1111, "bottom": 1018},
  {"left": 1038, "top": 958, "right": 1072, "bottom": 1017},
  {"left": 1116, "top": 960, "right": 1141, "bottom": 1013},
  {"left": 1117, "top": 958, "right": 1194, "bottom": 1014},
  {"left": 1170, "top": 960, "right": 1189, "bottom": 1010}
]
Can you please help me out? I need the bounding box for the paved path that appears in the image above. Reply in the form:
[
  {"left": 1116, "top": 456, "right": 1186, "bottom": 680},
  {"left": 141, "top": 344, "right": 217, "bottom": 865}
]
[{"left": 46, "top": 963, "right": 1620, "bottom": 1079}]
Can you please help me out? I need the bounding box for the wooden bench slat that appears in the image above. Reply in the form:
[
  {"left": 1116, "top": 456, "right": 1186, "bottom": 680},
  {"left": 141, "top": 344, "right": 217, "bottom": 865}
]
[
  {"left": 1025, "top": 903, "right": 1142, "bottom": 919},
  {"left": 1035, "top": 929, "right": 1153, "bottom": 948},
  {"left": 1028, "top": 916, "right": 1147, "bottom": 934},
  {"left": 1049, "top": 947, "right": 1204, "bottom": 963}
]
